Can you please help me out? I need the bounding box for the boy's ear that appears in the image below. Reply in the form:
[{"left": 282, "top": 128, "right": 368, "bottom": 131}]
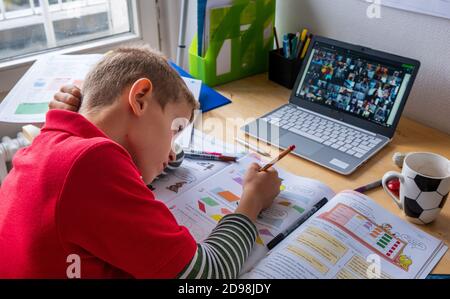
[{"left": 128, "top": 78, "right": 153, "bottom": 116}]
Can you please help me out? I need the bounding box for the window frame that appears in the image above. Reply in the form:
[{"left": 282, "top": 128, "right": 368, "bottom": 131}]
[{"left": 0, "top": 0, "right": 161, "bottom": 93}]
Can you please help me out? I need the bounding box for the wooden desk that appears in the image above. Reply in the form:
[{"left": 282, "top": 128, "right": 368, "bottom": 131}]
[{"left": 203, "top": 74, "right": 450, "bottom": 274}]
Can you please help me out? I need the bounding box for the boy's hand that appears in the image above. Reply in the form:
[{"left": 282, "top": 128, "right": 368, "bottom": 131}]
[
  {"left": 49, "top": 85, "right": 82, "bottom": 112},
  {"left": 236, "top": 163, "right": 282, "bottom": 222}
]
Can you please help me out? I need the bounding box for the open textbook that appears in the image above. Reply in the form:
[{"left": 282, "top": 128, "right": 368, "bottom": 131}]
[{"left": 152, "top": 153, "right": 447, "bottom": 279}]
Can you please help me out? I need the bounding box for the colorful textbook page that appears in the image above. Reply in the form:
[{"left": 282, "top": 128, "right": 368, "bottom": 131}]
[
  {"left": 153, "top": 153, "right": 336, "bottom": 274},
  {"left": 241, "top": 191, "right": 448, "bottom": 279},
  {"left": 150, "top": 130, "right": 247, "bottom": 204},
  {"left": 149, "top": 158, "right": 230, "bottom": 204},
  {"left": 0, "top": 54, "right": 102, "bottom": 123}
]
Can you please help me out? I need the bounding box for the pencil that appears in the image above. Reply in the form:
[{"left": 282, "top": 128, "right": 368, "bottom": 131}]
[
  {"left": 235, "top": 138, "right": 271, "bottom": 157},
  {"left": 259, "top": 145, "right": 296, "bottom": 172}
]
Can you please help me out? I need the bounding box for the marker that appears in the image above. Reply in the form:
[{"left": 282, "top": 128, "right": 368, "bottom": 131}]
[
  {"left": 295, "top": 28, "right": 308, "bottom": 59},
  {"left": 300, "top": 34, "right": 312, "bottom": 59},
  {"left": 292, "top": 32, "right": 302, "bottom": 59},
  {"left": 185, "top": 150, "right": 223, "bottom": 157},
  {"left": 185, "top": 153, "right": 237, "bottom": 162},
  {"left": 300, "top": 28, "right": 308, "bottom": 43},
  {"left": 354, "top": 179, "right": 382, "bottom": 193},
  {"left": 259, "top": 145, "right": 296, "bottom": 172},
  {"left": 290, "top": 35, "right": 299, "bottom": 60},
  {"left": 267, "top": 197, "right": 329, "bottom": 250},
  {"left": 283, "top": 34, "right": 291, "bottom": 59}
]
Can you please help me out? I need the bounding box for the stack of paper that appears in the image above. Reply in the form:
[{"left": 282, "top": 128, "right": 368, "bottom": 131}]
[{"left": 175, "top": 77, "right": 202, "bottom": 148}]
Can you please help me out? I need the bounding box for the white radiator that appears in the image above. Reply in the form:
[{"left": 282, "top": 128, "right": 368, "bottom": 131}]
[{"left": 0, "top": 125, "right": 40, "bottom": 184}]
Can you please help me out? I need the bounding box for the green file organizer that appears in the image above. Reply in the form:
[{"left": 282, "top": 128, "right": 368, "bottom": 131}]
[{"left": 189, "top": 0, "right": 276, "bottom": 87}]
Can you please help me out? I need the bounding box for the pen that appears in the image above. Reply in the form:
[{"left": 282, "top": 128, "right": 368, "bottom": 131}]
[
  {"left": 185, "top": 153, "right": 237, "bottom": 162},
  {"left": 354, "top": 179, "right": 382, "bottom": 193},
  {"left": 259, "top": 145, "right": 296, "bottom": 172},
  {"left": 235, "top": 138, "right": 271, "bottom": 157},
  {"left": 267, "top": 197, "right": 329, "bottom": 250}
]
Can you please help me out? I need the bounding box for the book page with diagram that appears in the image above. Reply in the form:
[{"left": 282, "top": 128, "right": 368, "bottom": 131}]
[
  {"left": 160, "top": 154, "right": 335, "bottom": 273},
  {"left": 242, "top": 190, "right": 447, "bottom": 279},
  {"left": 0, "top": 54, "right": 103, "bottom": 123},
  {"left": 151, "top": 131, "right": 247, "bottom": 204},
  {"left": 150, "top": 158, "right": 230, "bottom": 204}
]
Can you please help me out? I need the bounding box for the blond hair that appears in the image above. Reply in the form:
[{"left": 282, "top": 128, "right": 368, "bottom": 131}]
[{"left": 81, "top": 45, "right": 198, "bottom": 114}]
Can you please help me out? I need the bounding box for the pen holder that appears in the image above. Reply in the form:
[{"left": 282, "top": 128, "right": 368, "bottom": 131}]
[{"left": 268, "top": 49, "right": 304, "bottom": 89}]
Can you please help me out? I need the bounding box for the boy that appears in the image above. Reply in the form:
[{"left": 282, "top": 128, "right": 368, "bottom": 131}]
[{"left": 0, "top": 46, "right": 281, "bottom": 279}]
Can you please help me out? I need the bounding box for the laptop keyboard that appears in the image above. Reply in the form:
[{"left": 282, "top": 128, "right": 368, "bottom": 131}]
[{"left": 260, "top": 106, "right": 383, "bottom": 159}]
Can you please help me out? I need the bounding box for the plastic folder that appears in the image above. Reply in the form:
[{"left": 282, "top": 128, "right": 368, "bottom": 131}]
[
  {"left": 189, "top": 0, "right": 276, "bottom": 87},
  {"left": 170, "top": 62, "right": 232, "bottom": 113}
]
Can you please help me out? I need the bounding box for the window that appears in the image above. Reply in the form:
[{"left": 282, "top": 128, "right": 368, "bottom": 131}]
[{"left": 0, "top": 0, "right": 135, "bottom": 62}]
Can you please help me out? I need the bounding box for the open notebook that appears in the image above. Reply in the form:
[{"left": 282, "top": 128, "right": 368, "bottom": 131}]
[{"left": 151, "top": 154, "right": 447, "bottom": 279}]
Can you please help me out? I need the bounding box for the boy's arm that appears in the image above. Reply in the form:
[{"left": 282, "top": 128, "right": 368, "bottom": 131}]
[
  {"left": 178, "top": 214, "right": 257, "bottom": 279},
  {"left": 179, "top": 165, "right": 280, "bottom": 279}
]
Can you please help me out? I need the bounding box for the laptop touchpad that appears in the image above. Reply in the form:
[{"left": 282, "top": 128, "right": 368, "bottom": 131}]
[{"left": 279, "top": 133, "right": 324, "bottom": 156}]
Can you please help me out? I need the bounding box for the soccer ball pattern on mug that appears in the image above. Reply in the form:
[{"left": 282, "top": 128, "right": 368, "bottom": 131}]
[{"left": 403, "top": 174, "right": 449, "bottom": 224}]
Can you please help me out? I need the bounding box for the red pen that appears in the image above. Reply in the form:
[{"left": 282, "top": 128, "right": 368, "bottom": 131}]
[{"left": 185, "top": 150, "right": 222, "bottom": 156}]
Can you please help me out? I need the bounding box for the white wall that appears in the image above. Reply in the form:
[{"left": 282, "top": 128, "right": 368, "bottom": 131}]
[
  {"left": 275, "top": 0, "right": 450, "bottom": 134},
  {"left": 159, "top": 0, "right": 196, "bottom": 69},
  {"left": 160, "top": 0, "right": 450, "bottom": 134}
]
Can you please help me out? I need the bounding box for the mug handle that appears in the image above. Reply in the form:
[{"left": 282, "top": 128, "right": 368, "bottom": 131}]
[{"left": 382, "top": 171, "right": 405, "bottom": 210}]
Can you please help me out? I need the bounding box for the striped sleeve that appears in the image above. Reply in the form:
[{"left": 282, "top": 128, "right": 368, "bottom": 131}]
[{"left": 177, "top": 214, "right": 257, "bottom": 279}]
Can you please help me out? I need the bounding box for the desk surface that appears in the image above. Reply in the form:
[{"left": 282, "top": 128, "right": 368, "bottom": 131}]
[{"left": 204, "top": 73, "right": 450, "bottom": 274}]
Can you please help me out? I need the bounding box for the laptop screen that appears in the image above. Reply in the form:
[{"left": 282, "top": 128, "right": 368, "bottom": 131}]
[{"left": 295, "top": 41, "right": 416, "bottom": 128}]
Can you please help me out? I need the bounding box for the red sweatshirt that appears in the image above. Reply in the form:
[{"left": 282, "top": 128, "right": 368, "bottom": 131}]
[{"left": 0, "top": 110, "right": 197, "bottom": 278}]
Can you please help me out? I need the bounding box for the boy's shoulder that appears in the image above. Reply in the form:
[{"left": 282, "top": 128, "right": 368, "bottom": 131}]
[
  {"left": 72, "top": 138, "right": 125, "bottom": 161},
  {"left": 37, "top": 110, "right": 134, "bottom": 172},
  {"left": 24, "top": 132, "right": 136, "bottom": 190},
  {"left": 65, "top": 135, "right": 130, "bottom": 163},
  {"left": 53, "top": 135, "right": 144, "bottom": 201},
  {"left": 60, "top": 135, "right": 135, "bottom": 178},
  {"left": 36, "top": 129, "right": 130, "bottom": 167},
  {"left": 18, "top": 110, "right": 144, "bottom": 200}
]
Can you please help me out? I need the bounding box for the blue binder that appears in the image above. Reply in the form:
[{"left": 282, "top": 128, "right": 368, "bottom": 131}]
[{"left": 170, "top": 62, "right": 232, "bottom": 113}]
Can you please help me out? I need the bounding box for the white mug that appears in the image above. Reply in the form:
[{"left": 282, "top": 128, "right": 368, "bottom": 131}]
[{"left": 382, "top": 152, "right": 450, "bottom": 225}]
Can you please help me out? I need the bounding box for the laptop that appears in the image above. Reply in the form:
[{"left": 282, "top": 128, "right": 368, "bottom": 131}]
[{"left": 242, "top": 36, "right": 420, "bottom": 175}]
